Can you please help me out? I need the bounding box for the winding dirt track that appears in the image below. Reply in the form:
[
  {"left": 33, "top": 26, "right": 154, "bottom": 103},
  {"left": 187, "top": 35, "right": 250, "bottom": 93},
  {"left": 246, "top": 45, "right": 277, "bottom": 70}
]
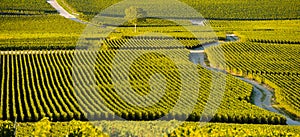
[
  {"left": 46, "top": 0, "right": 83, "bottom": 23},
  {"left": 239, "top": 78, "right": 300, "bottom": 125},
  {"left": 48, "top": 0, "right": 300, "bottom": 125},
  {"left": 190, "top": 44, "right": 300, "bottom": 125}
]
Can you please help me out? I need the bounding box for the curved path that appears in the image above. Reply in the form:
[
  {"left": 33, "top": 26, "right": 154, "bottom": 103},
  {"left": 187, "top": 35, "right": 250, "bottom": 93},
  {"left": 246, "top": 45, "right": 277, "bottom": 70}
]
[
  {"left": 47, "top": 0, "right": 84, "bottom": 23},
  {"left": 190, "top": 44, "right": 300, "bottom": 125},
  {"left": 239, "top": 78, "right": 300, "bottom": 125},
  {"left": 47, "top": 0, "right": 299, "bottom": 125}
]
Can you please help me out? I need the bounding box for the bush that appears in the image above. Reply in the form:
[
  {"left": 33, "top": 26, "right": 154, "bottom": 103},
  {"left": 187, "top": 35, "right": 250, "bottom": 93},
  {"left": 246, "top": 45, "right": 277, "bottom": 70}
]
[
  {"left": 67, "top": 120, "right": 108, "bottom": 137},
  {"left": 0, "top": 121, "right": 15, "bottom": 137},
  {"left": 32, "top": 117, "right": 51, "bottom": 136}
]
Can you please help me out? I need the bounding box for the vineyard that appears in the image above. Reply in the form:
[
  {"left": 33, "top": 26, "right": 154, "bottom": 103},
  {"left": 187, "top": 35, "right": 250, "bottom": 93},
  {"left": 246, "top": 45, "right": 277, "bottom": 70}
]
[
  {"left": 205, "top": 42, "right": 300, "bottom": 118},
  {"left": 0, "top": 50, "right": 285, "bottom": 124},
  {"left": 0, "top": 0, "right": 57, "bottom": 15},
  {"left": 0, "top": 0, "right": 300, "bottom": 136},
  {"left": 2, "top": 10, "right": 299, "bottom": 51},
  {"left": 82, "top": 18, "right": 217, "bottom": 49},
  {"left": 59, "top": 0, "right": 300, "bottom": 20},
  {"left": 0, "top": 15, "right": 85, "bottom": 50},
  {"left": 0, "top": 14, "right": 217, "bottom": 50},
  {"left": 3, "top": 120, "right": 299, "bottom": 136},
  {"left": 206, "top": 42, "right": 300, "bottom": 74},
  {"left": 257, "top": 75, "right": 300, "bottom": 119},
  {"left": 210, "top": 20, "right": 300, "bottom": 44},
  {"left": 97, "top": 37, "right": 213, "bottom": 49}
]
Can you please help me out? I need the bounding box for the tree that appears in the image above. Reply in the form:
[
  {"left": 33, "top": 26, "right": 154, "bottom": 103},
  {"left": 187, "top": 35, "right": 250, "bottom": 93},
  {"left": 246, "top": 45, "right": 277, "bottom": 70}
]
[{"left": 124, "top": 6, "right": 147, "bottom": 33}]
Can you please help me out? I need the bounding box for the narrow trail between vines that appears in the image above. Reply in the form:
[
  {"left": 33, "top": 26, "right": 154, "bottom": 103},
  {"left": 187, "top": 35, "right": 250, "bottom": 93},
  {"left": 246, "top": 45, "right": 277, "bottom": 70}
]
[
  {"left": 190, "top": 43, "right": 300, "bottom": 125},
  {"left": 47, "top": 0, "right": 84, "bottom": 23},
  {"left": 240, "top": 78, "right": 300, "bottom": 125},
  {"left": 47, "top": 0, "right": 300, "bottom": 125}
]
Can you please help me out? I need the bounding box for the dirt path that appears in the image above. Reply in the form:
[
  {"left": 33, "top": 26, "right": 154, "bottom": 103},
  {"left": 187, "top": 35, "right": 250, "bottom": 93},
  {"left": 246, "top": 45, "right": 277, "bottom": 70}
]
[
  {"left": 45, "top": 0, "right": 300, "bottom": 125},
  {"left": 47, "top": 0, "right": 84, "bottom": 23},
  {"left": 239, "top": 78, "right": 300, "bottom": 125},
  {"left": 189, "top": 44, "right": 300, "bottom": 125}
]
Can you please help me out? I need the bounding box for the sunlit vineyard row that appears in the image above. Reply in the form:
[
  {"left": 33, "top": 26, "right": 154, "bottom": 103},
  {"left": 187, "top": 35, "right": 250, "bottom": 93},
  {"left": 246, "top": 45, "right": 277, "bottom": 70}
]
[
  {"left": 3, "top": 120, "right": 299, "bottom": 136},
  {"left": 205, "top": 42, "right": 300, "bottom": 119},
  {"left": 0, "top": 15, "right": 217, "bottom": 50},
  {"left": 0, "top": 15, "right": 85, "bottom": 50},
  {"left": 0, "top": 0, "right": 56, "bottom": 15},
  {"left": 81, "top": 17, "right": 217, "bottom": 49},
  {"left": 206, "top": 42, "right": 300, "bottom": 74},
  {"left": 98, "top": 38, "right": 212, "bottom": 49},
  {"left": 1, "top": 0, "right": 299, "bottom": 136},
  {"left": 0, "top": 50, "right": 285, "bottom": 124},
  {"left": 59, "top": 0, "right": 300, "bottom": 20},
  {"left": 183, "top": 0, "right": 299, "bottom": 20},
  {"left": 210, "top": 20, "right": 300, "bottom": 43},
  {"left": 2, "top": 15, "right": 299, "bottom": 51},
  {"left": 253, "top": 74, "right": 300, "bottom": 119}
]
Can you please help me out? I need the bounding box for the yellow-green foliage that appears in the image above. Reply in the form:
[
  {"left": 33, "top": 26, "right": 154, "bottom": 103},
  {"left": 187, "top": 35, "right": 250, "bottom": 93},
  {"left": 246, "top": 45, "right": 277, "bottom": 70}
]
[
  {"left": 205, "top": 42, "right": 300, "bottom": 118},
  {"left": 0, "top": 15, "right": 85, "bottom": 50},
  {"left": 0, "top": 0, "right": 56, "bottom": 14},
  {"left": 32, "top": 117, "right": 51, "bottom": 137},
  {"left": 14, "top": 120, "right": 300, "bottom": 136},
  {"left": 0, "top": 121, "right": 15, "bottom": 136},
  {"left": 67, "top": 120, "right": 108, "bottom": 137},
  {"left": 210, "top": 20, "right": 300, "bottom": 43},
  {"left": 0, "top": 50, "right": 284, "bottom": 124},
  {"left": 60, "top": 0, "right": 299, "bottom": 20}
]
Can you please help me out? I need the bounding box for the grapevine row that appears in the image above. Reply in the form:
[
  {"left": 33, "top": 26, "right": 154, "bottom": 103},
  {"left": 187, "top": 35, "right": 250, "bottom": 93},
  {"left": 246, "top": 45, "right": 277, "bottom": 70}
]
[
  {"left": 0, "top": 0, "right": 57, "bottom": 15},
  {"left": 2, "top": 120, "right": 298, "bottom": 136},
  {"left": 60, "top": 0, "right": 299, "bottom": 20},
  {"left": 205, "top": 42, "right": 300, "bottom": 118},
  {"left": 0, "top": 15, "right": 85, "bottom": 50},
  {"left": 0, "top": 50, "right": 285, "bottom": 124}
]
